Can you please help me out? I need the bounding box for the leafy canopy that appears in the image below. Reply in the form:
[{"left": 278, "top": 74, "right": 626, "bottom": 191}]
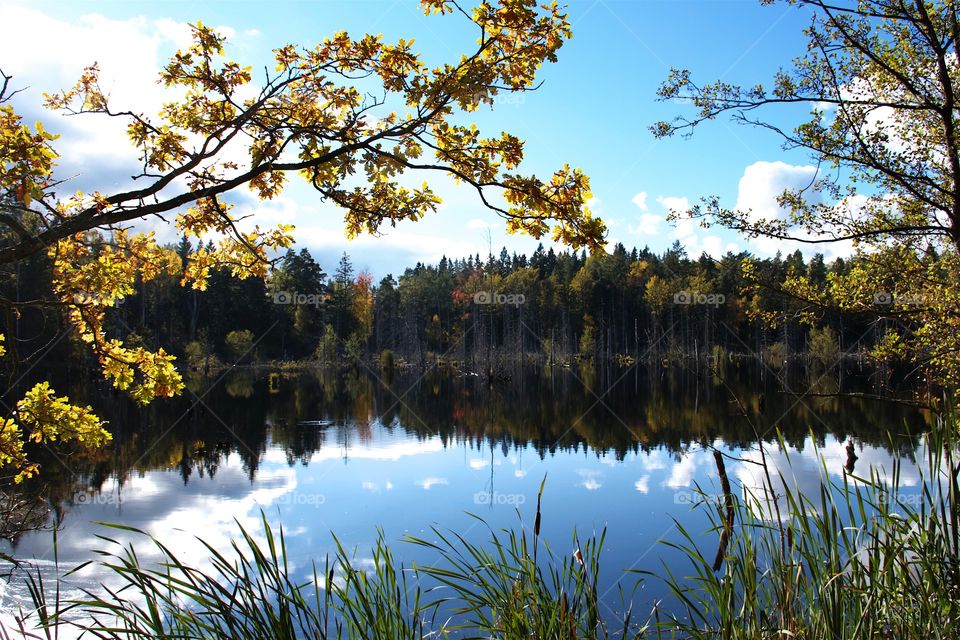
[
  {"left": 655, "top": 0, "right": 960, "bottom": 392},
  {"left": 0, "top": 0, "right": 604, "bottom": 480}
]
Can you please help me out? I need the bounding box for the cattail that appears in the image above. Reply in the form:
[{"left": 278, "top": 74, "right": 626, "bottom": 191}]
[{"left": 534, "top": 487, "right": 543, "bottom": 537}]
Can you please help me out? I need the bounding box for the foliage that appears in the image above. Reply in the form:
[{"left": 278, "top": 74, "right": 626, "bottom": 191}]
[
  {"left": 183, "top": 340, "right": 207, "bottom": 369},
  {"left": 14, "top": 514, "right": 431, "bottom": 640},
  {"left": 224, "top": 329, "right": 255, "bottom": 363},
  {"left": 654, "top": 0, "right": 960, "bottom": 393},
  {"left": 407, "top": 510, "right": 613, "bottom": 637},
  {"left": 807, "top": 324, "right": 839, "bottom": 367},
  {"left": 578, "top": 313, "right": 598, "bottom": 360},
  {"left": 315, "top": 325, "right": 338, "bottom": 364},
  {"left": 0, "top": 0, "right": 604, "bottom": 478},
  {"left": 763, "top": 340, "right": 788, "bottom": 370},
  {"left": 344, "top": 332, "right": 365, "bottom": 363},
  {"left": 0, "top": 382, "right": 109, "bottom": 483},
  {"left": 14, "top": 235, "right": 936, "bottom": 389}
]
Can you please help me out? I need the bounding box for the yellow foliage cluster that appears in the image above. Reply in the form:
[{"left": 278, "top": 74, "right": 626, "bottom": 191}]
[
  {"left": 0, "top": 0, "right": 604, "bottom": 480},
  {"left": 0, "top": 380, "right": 110, "bottom": 483}
]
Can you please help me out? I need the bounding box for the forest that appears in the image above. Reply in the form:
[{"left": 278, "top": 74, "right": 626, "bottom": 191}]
[{"left": 4, "top": 233, "right": 922, "bottom": 383}]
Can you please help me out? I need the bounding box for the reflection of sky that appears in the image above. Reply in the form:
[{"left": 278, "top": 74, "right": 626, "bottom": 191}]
[
  {"left": 735, "top": 438, "right": 925, "bottom": 519},
  {"left": 0, "top": 427, "right": 926, "bottom": 632}
]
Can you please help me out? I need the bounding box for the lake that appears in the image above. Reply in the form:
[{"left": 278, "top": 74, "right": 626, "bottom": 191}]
[{"left": 0, "top": 361, "right": 934, "bottom": 631}]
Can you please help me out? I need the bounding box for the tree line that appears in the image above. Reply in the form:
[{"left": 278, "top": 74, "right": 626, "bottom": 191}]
[{"left": 3, "top": 234, "right": 925, "bottom": 383}]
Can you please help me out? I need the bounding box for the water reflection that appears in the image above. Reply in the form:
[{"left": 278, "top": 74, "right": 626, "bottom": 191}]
[{"left": 0, "top": 364, "right": 934, "bottom": 628}]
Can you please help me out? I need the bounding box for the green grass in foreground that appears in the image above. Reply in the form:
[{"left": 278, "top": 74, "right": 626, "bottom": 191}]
[{"left": 6, "top": 421, "right": 960, "bottom": 639}]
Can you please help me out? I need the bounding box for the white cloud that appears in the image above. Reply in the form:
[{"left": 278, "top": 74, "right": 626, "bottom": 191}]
[
  {"left": 631, "top": 192, "right": 649, "bottom": 211},
  {"left": 468, "top": 458, "right": 490, "bottom": 470},
  {"left": 656, "top": 194, "right": 704, "bottom": 254},
  {"left": 361, "top": 480, "right": 395, "bottom": 493},
  {"left": 734, "top": 160, "right": 820, "bottom": 256},
  {"left": 154, "top": 17, "right": 195, "bottom": 48},
  {"left": 514, "top": 469, "right": 527, "bottom": 478},
  {"left": 33, "top": 454, "right": 298, "bottom": 626},
  {"left": 305, "top": 437, "right": 444, "bottom": 463},
  {"left": 0, "top": 7, "right": 253, "bottom": 199},
  {"left": 735, "top": 437, "right": 923, "bottom": 520},
  {"left": 628, "top": 214, "right": 661, "bottom": 238},
  {"left": 701, "top": 235, "right": 740, "bottom": 258},
  {"left": 657, "top": 195, "right": 690, "bottom": 216},
  {"left": 298, "top": 222, "right": 484, "bottom": 268}
]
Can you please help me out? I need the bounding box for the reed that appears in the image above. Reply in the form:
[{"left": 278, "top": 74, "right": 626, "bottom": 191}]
[
  {"left": 640, "top": 416, "right": 960, "bottom": 639},
  {"left": 8, "top": 416, "right": 960, "bottom": 639},
  {"left": 406, "top": 474, "right": 619, "bottom": 638},
  {"left": 8, "top": 480, "right": 617, "bottom": 639}
]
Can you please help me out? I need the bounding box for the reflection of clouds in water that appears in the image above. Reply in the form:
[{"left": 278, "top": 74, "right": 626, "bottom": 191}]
[
  {"left": 576, "top": 469, "right": 603, "bottom": 491},
  {"left": 72, "top": 461, "right": 297, "bottom": 570},
  {"left": 635, "top": 476, "right": 650, "bottom": 494},
  {"left": 419, "top": 477, "right": 449, "bottom": 490},
  {"left": 469, "top": 459, "right": 490, "bottom": 470},
  {"left": 641, "top": 451, "right": 667, "bottom": 472},
  {"left": 261, "top": 436, "right": 444, "bottom": 465},
  {"left": 819, "top": 441, "right": 921, "bottom": 487},
  {"left": 664, "top": 453, "right": 702, "bottom": 489},
  {"left": 2, "top": 453, "right": 299, "bottom": 633},
  {"left": 734, "top": 439, "right": 922, "bottom": 519},
  {"left": 514, "top": 469, "right": 527, "bottom": 478},
  {"left": 361, "top": 481, "right": 395, "bottom": 492},
  {"left": 314, "top": 556, "right": 377, "bottom": 591}
]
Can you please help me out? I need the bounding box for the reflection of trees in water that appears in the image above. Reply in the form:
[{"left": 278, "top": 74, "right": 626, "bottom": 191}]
[
  {"left": 0, "top": 489, "right": 52, "bottom": 546},
  {"left": 9, "top": 363, "right": 929, "bottom": 533}
]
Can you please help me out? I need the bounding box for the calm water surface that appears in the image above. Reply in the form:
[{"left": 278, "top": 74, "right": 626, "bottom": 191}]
[{"left": 0, "top": 363, "right": 934, "bottom": 627}]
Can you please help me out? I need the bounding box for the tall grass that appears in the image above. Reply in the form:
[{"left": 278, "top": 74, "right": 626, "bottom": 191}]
[
  {"left": 8, "top": 514, "right": 438, "bottom": 640},
  {"left": 6, "top": 419, "right": 960, "bottom": 639},
  {"left": 8, "top": 477, "right": 621, "bottom": 639},
  {"left": 407, "top": 476, "right": 626, "bottom": 638},
  {"left": 643, "top": 420, "right": 960, "bottom": 639}
]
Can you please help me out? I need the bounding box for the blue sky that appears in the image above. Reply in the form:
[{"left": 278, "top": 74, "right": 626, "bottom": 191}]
[{"left": 1, "top": 0, "right": 835, "bottom": 277}]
